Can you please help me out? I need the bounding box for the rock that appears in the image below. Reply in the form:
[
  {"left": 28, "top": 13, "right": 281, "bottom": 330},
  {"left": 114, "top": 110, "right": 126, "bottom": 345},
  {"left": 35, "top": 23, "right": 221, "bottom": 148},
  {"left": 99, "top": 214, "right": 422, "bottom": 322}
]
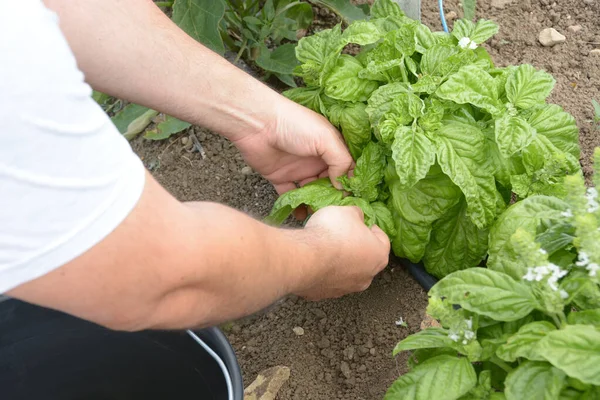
[
  {"left": 317, "top": 337, "right": 331, "bottom": 349},
  {"left": 445, "top": 11, "right": 458, "bottom": 21},
  {"left": 590, "top": 49, "right": 600, "bottom": 57},
  {"left": 369, "top": 348, "right": 377, "bottom": 356},
  {"left": 491, "top": 0, "right": 514, "bottom": 8},
  {"left": 568, "top": 25, "right": 582, "bottom": 34},
  {"left": 420, "top": 314, "right": 442, "bottom": 330},
  {"left": 340, "top": 361, "right": 351, "bottom": 379},
  {"left": 181, "top": 136, "right": 189, "bottom": 145},
  {"left": 539, "top": 28, "right": 566, "bottom": 47},
  {"left": 244, "top": 366, "right": 291, "bottom": 400},
  {"left": 241, "top": 166, "right": 253, "bottom": 175},
  {"left": 357, "top": 346, "right": 369, "bottom": 356},
  {"left": 343, "top": 346, "right": 356, "bottom": 360},
  {"left": 292, "top": 326, "right": 304, "bottom": 336}
]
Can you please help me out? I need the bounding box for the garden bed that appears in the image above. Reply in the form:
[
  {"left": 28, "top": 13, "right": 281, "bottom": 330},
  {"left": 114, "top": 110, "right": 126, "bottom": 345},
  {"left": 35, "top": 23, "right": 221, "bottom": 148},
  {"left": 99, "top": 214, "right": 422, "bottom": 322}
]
[{"left": 131, "top": 0, "right": 599, "bottom": 398}]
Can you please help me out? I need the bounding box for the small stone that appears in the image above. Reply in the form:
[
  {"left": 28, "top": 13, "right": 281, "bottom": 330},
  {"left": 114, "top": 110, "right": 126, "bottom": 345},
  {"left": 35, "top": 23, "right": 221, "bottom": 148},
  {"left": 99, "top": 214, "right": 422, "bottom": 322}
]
[
  {"left": 358, "top": 365, "right": 367, "bottom": 372},
  {"left": 340, "top": 361, "right": 351, "bottom": 379},
  {"left": 568, "top": 25, "right": 582, "bottom": 34},
  {"left": 369, "top": 348, "right": 377, "bottom": 356},
  {"left": 292, "top": 327, "right": 304, "bottom": 336},
  {"left": 343, "top": 346, "right": 356, "bottom": 360},
  {"left": 181, "top": 136, "right": 189, "bottom": 145},
  {"left": 539, "top": 28, "right": 566, "bottom": 47},
  {"left": 358, "top": 346, "right": 369, "bottom": 356},
  {"left": 244, "top": 366, "right": 291, "bottom": 400},
  {"left": 241, "top": 166, "right": 253, "bottom": 175},
  {"left": 445, "top": 11, "right": 458, "bottom": 21},
  {"left": 491, "top": 0, "right": 514, "bottom": 8},
  {"left": 317, "top": 337, "right": 331, "bottom": 349},
  {"left": 590, "top": 49, "right": 600, "bottom": 57},
  {"left": 313, "top": 308, "right": 327, "bottom": 319}
]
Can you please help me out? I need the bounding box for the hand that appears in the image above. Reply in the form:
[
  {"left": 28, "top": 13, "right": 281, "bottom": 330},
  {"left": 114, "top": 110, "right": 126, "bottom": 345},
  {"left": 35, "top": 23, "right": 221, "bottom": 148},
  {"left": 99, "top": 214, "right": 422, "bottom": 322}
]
[
  {"left": 232, "top": 98, "right": 353, "bottom": 195},
  {"left": 293, "top": 206, "right": 390, "bottom": 301}
]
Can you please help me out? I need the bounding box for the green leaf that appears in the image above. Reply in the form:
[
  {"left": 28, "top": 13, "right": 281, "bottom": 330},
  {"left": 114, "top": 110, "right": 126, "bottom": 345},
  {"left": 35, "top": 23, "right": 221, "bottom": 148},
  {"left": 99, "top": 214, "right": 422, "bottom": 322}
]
[
  {"left": 339, "top": 196, "right": 377, "bottom": 226},
  {"left": 308, "top": 0, "right": 368, "bottom": 24},
  {"left": 393, "top": 328, "right": 454, "bottom": 356},
  {"left": 391, "top": 125, "right": 436, "bottom": 190},
  {"left": 436, "top": 65, "right": 501, "bottom": 116},
  {"left": 421, "top": 45, "right": 477, "bottom": 78},
  {"left": 452, "top": 19, "right": 499, "bottom": 44},
  {"left": 463, "top": 0, "right": 476, "bottom": 21},
  {"left": 414, "top": 24, "right": 437, "bottom": 53},
  {"left": 527, "top": 104, "right": 580, "bottom": 158},
  {"left": 434, "top": 122, "right": 497, "bottom": 228},
  {"left": 342, "top": 21, "right": 383, "bottom": 45},
  {"left": 324, "top": 54, "right": 379, "bottom": 102},
  {"left": 371, "top": 202, "right": 397, "bottom": 238},
  {"left": 266, "top": 184, "right": 343, "bottom": 225},
  {"left": 430, "top": 268, "right": 538, "bottom": 321},
  {"left": 567, "top": 309, "right": 600, "bottom": 326},
  {"left": 407, "top": 347, "right": 459, "bottom": 370},
  {"left": 388, "top": 164, "right": 462, "bottom": 226},
  {"left": 423, "top": 199, "right": 489, "bottom": 278},
  {"left": 283, "top": 87, "right": 324, "bottom": 113},
  {"left": 144, "top": 115, "right": 191, "bottom": 140},
  {"left": 460, "top": 370, "right": 493, "bottom": 400},
  {"left": 340, "top": 142, "right": 386, "bottom": 201},
  {"left": 371, "top": 0, "right": 405, "bottom": 19},
  {"left": 537, "top": 325, "right": 600, "bottom": 385},
  {"left": 496, "top": 321, "right": 556, "bottom": 362},
  {"left": 487, "top": 196, "right": 569, "bottom": 280},
  {"left": 384, "top": 355, "right": 477, "bottom": 400},
  {"left": 366, "top": 82, "right": 411, "bottom": 127},
  {"left": 256, "top": 43, "right": 299, "bottom": 75},
  {"left": 328, "top": 102, "right": 372, "bottom": 160},
  {"left": 391, "top": 216, "right": 432, "bottom": 262},
  {"left": 505, "top": 65, "right": 555, "bottom": 110},
  {"left": 111, "top": 104, "right": 159, "bottom": 140},
  {"left": 172, "top": 0, "right": 226, "bottom": 54},
  {"left": 505, "top": 361, "right": 566, "bottom": 400},
  {"left": 494, "top": 114, "right": 536, "bottom": 157}
]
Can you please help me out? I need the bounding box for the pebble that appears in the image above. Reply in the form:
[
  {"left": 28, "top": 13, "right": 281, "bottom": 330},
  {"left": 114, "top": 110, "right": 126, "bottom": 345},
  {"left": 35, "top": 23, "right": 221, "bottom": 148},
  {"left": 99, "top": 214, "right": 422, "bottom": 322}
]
[
  {"left": 313, "top": 309, "right": 327, "bottom": 319},
  {"left": 343, "top": 346, "right": 356, "bottom": 360},
  {"left": 357, "top": 346, "right": 369, "bottom": 356},
  {"left": 445, "top": 11, "right": 458, "bottom": 21},
  {"left": 241, "top": 166, "right": 253, "bottom": 175},
  {"left": 369, "top": 348, "right": 377, "bottom": 356},
  {"left": 567, "top": 25, "right": 582, "bottom": 34},
  {"left": 539, "top": 28, "right": 566, "bottom": 47},
  {"left": 292, "top": 326, "right": 305, "bottom": 336},
  {"left": 181, "top": 136, "right": 189, "bottom": 145},
  {"left": 491, "top": 0, "right": 514, "bottom": 8},
  {"left": 590, "top": 49, "right": 600, "bottom": 57},
  {"left": 340, "top": 361, "right": 351, "bottom": 379}
]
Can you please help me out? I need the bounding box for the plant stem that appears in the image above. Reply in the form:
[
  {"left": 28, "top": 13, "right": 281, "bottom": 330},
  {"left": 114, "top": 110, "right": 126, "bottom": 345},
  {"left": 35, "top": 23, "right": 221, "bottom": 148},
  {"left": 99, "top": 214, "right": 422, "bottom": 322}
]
[
  {"left": 491, "top": 356, "right": 513, "bottom": 374},
  {"left": 234, "top": 39, "right": 248, "bottom": 64},
  {"left": 154, "top": 1, "right": 174, "bottom": 8},
  {"left": 400, "top": 57, "right": 409, "bottom": 83}
]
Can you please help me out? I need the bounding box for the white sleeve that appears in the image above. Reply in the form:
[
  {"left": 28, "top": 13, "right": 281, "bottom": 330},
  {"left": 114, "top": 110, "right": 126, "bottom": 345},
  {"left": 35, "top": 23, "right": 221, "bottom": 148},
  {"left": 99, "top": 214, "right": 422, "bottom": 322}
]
[{"left": 0, "top": 1, "right": 146, "bottom": 293}]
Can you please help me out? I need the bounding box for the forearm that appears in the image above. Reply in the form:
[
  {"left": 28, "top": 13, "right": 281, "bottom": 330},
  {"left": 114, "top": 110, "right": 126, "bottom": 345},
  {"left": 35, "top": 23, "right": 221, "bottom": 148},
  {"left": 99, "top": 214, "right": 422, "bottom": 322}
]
[
  {"left": 8, "top": 173, "right": 323, "bottom": 330},
  {"left": 44, "top": 0, "right": 283, "bottom": 141}
]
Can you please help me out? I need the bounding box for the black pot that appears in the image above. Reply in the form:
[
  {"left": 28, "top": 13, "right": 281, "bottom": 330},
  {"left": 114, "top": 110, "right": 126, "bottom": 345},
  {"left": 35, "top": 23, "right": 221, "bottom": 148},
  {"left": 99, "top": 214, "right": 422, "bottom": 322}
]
[{"left": 0, "top": 298, "right": 243, "bottom": 400}]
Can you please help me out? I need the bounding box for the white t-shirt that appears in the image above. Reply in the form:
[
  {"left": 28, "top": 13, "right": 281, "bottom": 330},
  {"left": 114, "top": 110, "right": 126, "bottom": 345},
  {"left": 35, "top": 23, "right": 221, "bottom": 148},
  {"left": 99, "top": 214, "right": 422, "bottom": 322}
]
[{"left": 0, "top": 1, "right": 146, "bottom": 293}]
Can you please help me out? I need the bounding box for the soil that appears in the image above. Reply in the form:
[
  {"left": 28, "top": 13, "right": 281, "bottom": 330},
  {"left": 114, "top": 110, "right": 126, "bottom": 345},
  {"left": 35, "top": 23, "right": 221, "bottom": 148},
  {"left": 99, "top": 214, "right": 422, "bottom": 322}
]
[{"left": 132, "top": 1, "right": 600, "bottom": 398}]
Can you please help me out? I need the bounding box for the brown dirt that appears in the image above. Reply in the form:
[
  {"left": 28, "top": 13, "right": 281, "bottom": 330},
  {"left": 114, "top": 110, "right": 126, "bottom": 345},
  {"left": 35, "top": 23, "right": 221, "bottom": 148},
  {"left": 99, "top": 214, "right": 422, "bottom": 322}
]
[{"left": 132, "top": 1, "right": 600, "bottom": 398}]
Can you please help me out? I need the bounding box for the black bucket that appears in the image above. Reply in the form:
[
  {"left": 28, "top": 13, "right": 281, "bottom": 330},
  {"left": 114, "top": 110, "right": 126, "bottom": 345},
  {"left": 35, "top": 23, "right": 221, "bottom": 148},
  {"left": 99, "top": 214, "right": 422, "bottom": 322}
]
[{"left": 0, "top": 298, "right": 244, "bottom": 400}]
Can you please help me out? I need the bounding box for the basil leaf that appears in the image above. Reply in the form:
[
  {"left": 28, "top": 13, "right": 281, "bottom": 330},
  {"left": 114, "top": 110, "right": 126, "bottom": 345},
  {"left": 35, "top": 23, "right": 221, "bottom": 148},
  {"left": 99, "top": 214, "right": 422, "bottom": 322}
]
[
  {"left": 505, "top": 361, "right": 566, "bottom": 400},
  {"left": 496, "top": 321, "right": 556, "bottom": 362}
]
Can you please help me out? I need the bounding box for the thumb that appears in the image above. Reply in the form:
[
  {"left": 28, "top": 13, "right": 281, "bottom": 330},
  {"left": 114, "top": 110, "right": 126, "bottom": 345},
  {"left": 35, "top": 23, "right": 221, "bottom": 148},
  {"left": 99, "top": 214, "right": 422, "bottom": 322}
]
[
  {"left": 370, "top": 224, "right": 391, "bottom": 248},
  {"left": 320, "top": 132, "right": 353, "bottom": 189}
]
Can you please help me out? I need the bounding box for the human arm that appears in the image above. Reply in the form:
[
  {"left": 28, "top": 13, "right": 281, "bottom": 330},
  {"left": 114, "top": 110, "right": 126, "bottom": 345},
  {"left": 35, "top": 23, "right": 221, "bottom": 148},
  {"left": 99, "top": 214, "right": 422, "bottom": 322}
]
[
  {"left": 8, "top": 172, "right": 390, "bottom": 331},
  {"left": 43, "top": 0, "right": 353, "bottom": 193}
]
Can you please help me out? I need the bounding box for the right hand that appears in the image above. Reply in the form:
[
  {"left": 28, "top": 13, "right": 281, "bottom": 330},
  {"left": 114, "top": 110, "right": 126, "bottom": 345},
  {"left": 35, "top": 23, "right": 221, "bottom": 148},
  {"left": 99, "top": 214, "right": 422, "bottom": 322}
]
[{"left": 294, "top": 206, "right": 391, "bottom": 301}]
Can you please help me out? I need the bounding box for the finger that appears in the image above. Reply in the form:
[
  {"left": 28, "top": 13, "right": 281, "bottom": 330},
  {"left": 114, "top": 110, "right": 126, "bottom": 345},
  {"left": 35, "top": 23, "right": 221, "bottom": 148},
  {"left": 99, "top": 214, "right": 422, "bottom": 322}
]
[
  {"left": 320, "top": 134, "right": 353, "bottom": 190},
  {"left": 347, "top": 206, "right": 364, "bottom": 221},
  {"left": 274, "top": 182, "right": 298, "bottom": 195},
  {"left": 299, "top": 176, "right": 319, "bottom": 187},
  {"left": 370, "top": 225, "right": 391, "bottom": 248}
]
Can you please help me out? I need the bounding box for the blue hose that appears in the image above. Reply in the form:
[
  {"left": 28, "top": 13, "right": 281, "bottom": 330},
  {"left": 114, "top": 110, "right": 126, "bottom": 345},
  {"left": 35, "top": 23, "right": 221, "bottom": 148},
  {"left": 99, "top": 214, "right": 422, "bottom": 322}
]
[{"left": 438, "top": 0, "right": 449, "bottom": 33}]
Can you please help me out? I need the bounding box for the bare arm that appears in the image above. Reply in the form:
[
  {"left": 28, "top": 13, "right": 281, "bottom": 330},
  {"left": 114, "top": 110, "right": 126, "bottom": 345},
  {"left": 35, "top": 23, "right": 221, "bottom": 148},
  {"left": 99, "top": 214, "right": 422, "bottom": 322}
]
[{"left": 8, "top": 173, "right": 389, "bottom": 331}]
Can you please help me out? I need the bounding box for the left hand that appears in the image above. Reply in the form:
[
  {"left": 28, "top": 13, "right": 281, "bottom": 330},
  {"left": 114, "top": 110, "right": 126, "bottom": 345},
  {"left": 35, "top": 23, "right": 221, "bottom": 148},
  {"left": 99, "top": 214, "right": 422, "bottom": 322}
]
[{"left": 232, "top": 98, "right": 353, "bottom": 195}]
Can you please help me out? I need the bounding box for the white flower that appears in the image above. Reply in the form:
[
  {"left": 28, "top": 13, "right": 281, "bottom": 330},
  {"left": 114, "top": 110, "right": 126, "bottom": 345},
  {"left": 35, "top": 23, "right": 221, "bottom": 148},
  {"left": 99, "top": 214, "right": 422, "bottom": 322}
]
[
  {"left": 561, "top": 209, "right": 573, "bottom": 218},
  {"left": 560, "top": 290, "right": 569, "bottom": 299},
  {"left": 462, "top": 339, "right": 468, "bottom": 345},
  {"left": 468, "top": 40, "right": 478, "bottom": 50},
  {"left": 576, "top": 252, "right": 590, "bottom": 267},
  {"left": 395, "top": 317, "right": 407, "bottom": 327},
  {"left": 449, "top": 333, "right": 460, "bottom": 342},
  {"left": 588, "top": 263, "right": 599, "bottom": 277},
  {"left": 465, "top": 317, "right": 473, "bottom": 330},
  {"left": 464, "top": 330, "right": 475, "bottom": 340},
  {"left": 539, "top": 249, "right": 548, "bottom": 255},
  {"left": 458, "top": 37, "right": 471, "bottom": 49},
  {"left": 586, "top": 188, "right": 599, "bottom": 213},
  {"left": 523, "top": 268, "right": 537, "bottom": 282},
  {"left": 524, "top": 264, "right": 567, "bottom": 291}
]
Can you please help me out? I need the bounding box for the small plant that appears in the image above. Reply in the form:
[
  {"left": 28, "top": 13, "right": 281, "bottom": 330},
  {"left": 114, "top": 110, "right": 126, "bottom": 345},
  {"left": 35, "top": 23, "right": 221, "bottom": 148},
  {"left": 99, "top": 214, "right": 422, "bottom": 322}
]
[
  {"left": 266, "top": 0, "right": 581, "bottom": 278},
  {"left": 386, "top": 149, "right": 600, "bottom": 400}
]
